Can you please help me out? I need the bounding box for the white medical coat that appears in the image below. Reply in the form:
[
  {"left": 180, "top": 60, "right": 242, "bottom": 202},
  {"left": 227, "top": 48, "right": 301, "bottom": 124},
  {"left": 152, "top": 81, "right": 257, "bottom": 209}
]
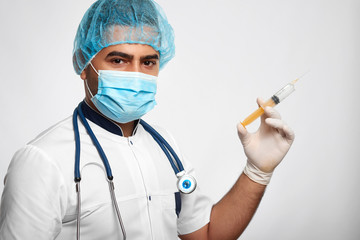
[{"left": 0, "top": 106, "right": 212, "bottom": 239}]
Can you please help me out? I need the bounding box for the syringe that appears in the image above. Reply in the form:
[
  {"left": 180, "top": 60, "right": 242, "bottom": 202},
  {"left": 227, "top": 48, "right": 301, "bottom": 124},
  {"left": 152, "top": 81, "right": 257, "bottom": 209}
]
[{"left": 241, "top": 78, "right": 299, "bottom": 127}]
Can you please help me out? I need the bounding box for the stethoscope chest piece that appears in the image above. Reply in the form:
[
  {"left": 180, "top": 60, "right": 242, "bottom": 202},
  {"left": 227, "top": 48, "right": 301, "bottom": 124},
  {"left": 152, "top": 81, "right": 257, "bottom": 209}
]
[{"left": 177, "top": 171, "right": 197, "bottom": 194}]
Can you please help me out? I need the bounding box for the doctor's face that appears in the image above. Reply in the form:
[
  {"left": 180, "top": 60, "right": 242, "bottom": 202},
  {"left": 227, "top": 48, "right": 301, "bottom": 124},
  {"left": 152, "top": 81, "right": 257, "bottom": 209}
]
[{"left": 80, "top": 43, "right": 160, "bottom": 107}]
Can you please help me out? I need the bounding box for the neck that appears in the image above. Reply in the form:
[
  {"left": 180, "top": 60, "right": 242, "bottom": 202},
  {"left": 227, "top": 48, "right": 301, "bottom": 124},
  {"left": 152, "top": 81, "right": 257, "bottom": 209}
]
[{"left": 118, "top": 121, "right": 136, "bottom": 138}]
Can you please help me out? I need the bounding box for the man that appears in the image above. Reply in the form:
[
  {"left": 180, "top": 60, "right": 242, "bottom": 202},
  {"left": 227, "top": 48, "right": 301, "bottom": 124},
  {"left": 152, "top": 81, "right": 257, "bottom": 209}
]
[{"left": 0, "top": 0, "right": 295, "bottom": 239}]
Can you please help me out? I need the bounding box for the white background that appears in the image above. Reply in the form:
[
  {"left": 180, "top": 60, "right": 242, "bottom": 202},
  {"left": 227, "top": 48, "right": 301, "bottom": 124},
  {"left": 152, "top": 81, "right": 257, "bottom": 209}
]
[{"left": 0, "top": 0, "right": 359, "bottom": 239}]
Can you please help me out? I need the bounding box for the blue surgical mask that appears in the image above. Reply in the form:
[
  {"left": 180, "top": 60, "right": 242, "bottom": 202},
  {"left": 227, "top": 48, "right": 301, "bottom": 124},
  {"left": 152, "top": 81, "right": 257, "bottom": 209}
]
[{"left": 86, "top": 63, "right": 158, "bottom": 123}]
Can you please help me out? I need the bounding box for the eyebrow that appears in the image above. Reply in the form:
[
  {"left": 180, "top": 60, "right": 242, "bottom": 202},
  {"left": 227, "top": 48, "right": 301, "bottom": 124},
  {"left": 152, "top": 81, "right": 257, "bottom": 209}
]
[
  {"left": 141, "top": 54, "right": 159, "bottom": 60},
  {"left": 106, "top": 51, "right": 159, "bottom": 61},
  {"left": 106, "top": 51, "right": 133, "bottom": 60}
]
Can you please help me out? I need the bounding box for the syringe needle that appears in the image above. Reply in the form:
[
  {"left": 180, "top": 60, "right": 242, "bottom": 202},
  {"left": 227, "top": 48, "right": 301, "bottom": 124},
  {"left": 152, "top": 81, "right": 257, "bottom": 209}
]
[
  {"left": 290, "top": 71, "right": 309, "bottom": 85},
  {"left": 297, "top": 70, "right": 310, "bottom": 81},
  {"left": 291, "top": 78, "right": 299, "bottom": 84}
]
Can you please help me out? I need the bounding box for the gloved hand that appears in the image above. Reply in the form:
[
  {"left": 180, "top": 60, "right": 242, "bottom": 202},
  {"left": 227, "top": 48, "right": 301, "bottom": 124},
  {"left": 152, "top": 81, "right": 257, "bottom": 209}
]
[{"left": 237, "top": 98, "right": 295, "bottom": 185}]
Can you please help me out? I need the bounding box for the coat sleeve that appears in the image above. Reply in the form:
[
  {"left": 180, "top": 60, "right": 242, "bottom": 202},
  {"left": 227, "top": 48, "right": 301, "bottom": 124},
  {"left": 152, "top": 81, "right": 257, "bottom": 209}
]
[
  {"left": 175, "top": 154, "right": 213, "bottom": 235},
  {"left": 0, "top": 145, "right": 67, "bottom": 240}
]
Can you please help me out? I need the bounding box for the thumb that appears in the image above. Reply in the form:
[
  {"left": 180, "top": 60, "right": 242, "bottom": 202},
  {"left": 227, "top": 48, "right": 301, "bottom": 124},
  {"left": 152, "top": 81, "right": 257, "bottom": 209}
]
[{"left": 237, "top": 122, "right": 250, "bottom": 145}]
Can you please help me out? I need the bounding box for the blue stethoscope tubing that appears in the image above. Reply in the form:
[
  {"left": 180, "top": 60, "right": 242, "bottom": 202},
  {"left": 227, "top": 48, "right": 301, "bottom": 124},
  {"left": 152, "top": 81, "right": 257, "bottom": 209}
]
[
  {"left": 73, "top": 103, "right": 126, "bottom": 240},
  {"left": 72, "top": 102, "right": 196, "bottom": 239}
]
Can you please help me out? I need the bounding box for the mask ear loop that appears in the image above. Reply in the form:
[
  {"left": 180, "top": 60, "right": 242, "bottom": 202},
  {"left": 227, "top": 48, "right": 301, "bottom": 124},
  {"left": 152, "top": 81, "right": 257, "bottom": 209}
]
[
  {"left": 85, "top": 62, "right": 99, "bottom": 98},
  {"left": 85, "top": 79, "right": 95, "bottom": 99},
  {"left": 89, "top": 62, "right": 100, "bottom": 75}
]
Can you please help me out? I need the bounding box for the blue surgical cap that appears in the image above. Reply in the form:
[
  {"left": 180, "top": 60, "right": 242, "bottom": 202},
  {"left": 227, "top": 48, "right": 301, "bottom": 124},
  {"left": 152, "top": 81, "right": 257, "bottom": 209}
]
[{"left": 72, "top": 0, "right": 175, "bottom": 75}]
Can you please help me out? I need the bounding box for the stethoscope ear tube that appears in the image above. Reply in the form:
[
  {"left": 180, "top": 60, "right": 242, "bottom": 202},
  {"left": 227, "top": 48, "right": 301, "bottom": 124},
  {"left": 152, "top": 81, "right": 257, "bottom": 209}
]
[
  {"left": 108, "top": 180, "right": 127, "bottom": 239},
  {"left": 75, "top": 182, "right": 81, "bottom": 240}
]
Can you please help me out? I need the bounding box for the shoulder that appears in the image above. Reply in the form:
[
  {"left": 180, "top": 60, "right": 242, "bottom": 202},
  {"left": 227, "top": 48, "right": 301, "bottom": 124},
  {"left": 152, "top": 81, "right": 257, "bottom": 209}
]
[
  {"left": 140, "top": 122, "right": 180, "bottom": 150},
  {"left": 7, "top": 144, "right": 63, "bottom": 180},
  {"left": 139, "top": 121, "right": 187, "bottom": 160},
  {"left": 25, "top": 116, "right": 76, "bottom": 165},
  {"left": 139, "top": 121, "right": 196, "bottom": 171},
  {"left": 28, "top": 116, "right": 73, "bottom": 147},
  {"left": 6, "top": 116, "right": 75, "bottom": 183}
]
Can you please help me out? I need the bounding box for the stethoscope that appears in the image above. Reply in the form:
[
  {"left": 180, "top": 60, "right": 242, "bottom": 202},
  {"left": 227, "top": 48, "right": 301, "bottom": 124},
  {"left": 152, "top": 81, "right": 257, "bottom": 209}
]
[{"left": 72, "top": 102, "right": 196, "bottom": 239}]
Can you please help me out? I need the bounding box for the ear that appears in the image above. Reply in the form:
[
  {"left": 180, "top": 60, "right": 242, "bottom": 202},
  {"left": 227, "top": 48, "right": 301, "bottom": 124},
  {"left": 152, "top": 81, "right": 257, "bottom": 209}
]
[{"left": 80, "top": 69, "right": 87, "bottom": 80}]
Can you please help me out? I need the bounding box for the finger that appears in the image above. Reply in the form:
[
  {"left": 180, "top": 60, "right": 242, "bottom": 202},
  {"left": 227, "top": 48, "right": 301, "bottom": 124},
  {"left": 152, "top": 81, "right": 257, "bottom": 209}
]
[
  {"left": 237, "top": 122, "right": 250, "bottom": 145},
  {"left": 265, "top": 118, "right": 287, "bottom": 138},
  {"left": 265, "top": 118, "right": 284, "bottom": 129},
  {"left": 256, "top": 97, "right": 266, "bottom": 107},
  {"left": 264, "top": 106, "right": 281, "bottom": 120},
  {"left": 265, "top": 118, "right": 295, "bottom": 142},
  {"left": 283, "top": 124, "right": 295, "bottom": 142}
]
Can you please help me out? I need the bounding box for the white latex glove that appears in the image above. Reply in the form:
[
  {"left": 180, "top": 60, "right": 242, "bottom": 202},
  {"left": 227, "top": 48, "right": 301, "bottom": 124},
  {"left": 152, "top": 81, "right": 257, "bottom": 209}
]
[{"left": 237, "top": 98, "right": 295, "bottom": 185}]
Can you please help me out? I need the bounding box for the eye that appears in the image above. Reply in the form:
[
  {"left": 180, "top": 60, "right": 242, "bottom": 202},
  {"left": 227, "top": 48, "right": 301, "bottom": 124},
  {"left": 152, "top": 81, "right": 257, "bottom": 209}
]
[
  {"left": 111, "top": 58, "right": 126, "bottom": 64},
  {"left": 143, "top": 60, "right": 156, "bottom": 67}
]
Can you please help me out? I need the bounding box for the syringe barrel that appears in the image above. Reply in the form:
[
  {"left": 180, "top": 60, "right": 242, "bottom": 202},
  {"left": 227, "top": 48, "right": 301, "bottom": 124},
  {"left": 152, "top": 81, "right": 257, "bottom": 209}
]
[{"left": 273, "top": 83, "right": 295, "bottom": 103}]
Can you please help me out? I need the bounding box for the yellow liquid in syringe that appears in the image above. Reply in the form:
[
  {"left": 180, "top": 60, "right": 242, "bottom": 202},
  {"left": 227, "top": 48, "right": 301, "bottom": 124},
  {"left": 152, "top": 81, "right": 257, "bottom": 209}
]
[{"left": 241, "top": 98, "right": 276, "bottom": 127}]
